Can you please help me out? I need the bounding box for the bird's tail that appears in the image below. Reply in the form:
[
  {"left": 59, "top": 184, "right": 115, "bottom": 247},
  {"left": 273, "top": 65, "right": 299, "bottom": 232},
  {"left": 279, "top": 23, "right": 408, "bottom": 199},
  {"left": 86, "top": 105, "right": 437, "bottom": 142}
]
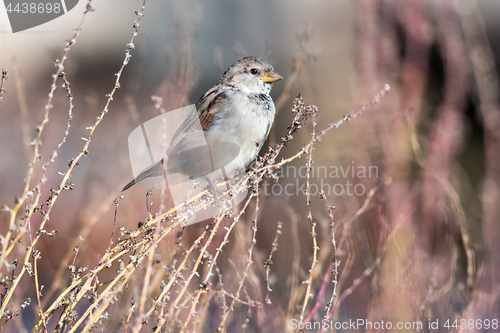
[{"left": 122, "top": 160, "right": 164, "bottom": 191}]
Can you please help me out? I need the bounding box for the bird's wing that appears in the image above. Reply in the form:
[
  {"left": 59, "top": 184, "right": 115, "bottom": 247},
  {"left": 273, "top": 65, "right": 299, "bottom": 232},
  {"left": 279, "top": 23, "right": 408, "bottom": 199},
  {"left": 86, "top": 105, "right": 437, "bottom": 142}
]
[{"left": 167, "top": 84, "right": 231, "bottom": 156}]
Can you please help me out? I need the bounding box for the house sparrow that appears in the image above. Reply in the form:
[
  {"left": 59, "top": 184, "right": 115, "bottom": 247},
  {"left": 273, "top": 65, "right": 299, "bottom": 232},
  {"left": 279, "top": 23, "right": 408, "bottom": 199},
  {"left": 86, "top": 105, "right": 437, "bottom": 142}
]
[{"left": 122, "top": 56, "right": 282, "bottom": 191}]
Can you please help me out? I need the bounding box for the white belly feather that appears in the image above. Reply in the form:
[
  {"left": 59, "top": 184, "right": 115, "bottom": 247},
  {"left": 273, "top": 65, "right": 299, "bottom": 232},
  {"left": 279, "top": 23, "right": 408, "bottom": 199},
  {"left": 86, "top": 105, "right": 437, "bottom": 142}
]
[{"left": 204, "top": 91, "right": 274, "bottom": 176}]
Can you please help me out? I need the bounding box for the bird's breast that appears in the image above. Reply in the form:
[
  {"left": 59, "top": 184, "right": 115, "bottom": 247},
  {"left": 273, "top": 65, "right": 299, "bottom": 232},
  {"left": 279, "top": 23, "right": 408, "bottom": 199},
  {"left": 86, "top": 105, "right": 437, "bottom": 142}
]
[{"left": 204, "top": 92, "right": 275, "bottom": 175}]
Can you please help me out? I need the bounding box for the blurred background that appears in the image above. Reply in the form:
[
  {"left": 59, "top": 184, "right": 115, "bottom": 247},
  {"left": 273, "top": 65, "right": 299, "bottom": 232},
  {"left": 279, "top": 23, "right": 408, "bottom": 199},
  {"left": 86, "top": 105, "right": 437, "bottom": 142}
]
[{"left": 1, "top": 0, "right": 500, "bottom": 331}]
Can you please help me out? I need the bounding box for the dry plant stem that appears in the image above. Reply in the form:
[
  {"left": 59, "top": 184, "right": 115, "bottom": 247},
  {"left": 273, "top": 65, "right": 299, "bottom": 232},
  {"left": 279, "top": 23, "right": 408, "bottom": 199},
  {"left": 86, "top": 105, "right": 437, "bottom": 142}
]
[
  {"left": 328, "top": 207, "right": 340, "bottom": 311},
  {"left": 241, "top": 293, "right": 252, "bottom": 333},
  {"left": 107, "top": 198, "right": 121, "bottom": 257},
  {"left": 40, "top": 191, "right": 118, "bottom": 309},
  {"left": 298, "top": 106, "right": 319, "bottom": 321},
  {"left": 0, "top": 0, "right": 92, "bottom": 264},
  {"left": 153, "top": 216, "right": 224, "bottom": 332},
  {"left": 257, "top": 87, "right": 388, "bottom": 326},
  {"left": 303, "top": 261, "right": 334, "bottom": 324},
  {"left": 163, "top": 226, "right": 219, "bottom": 329},
  {"left": 332, "top": 182, "right": 384, "bottom": 311},
  {"left": 10, "top": 58, "right": 32, "bottom": 162},
  {"left": 44, "top": 216, "right": 183, "bottom": 332},
  {"left": 133, "top": 185, "right": 169, "bottom": 331},
  {"left": 284, "top": 198, "right": 303, "bottom": 323},
  {"left": 268, "top": 28, "right": 315, "bottom": 146},
  {"left": 253, "top": 28, "right": 316, "bottom": 232},
  {"left": 151, "top": 96, "right": 170, "bottom": 214},
  {"left": 180, "top": 289, "right": 206, "bottom": 332},
  {"left": 249, "top": 94, "right": 323, "bottom": 325},
  {"left": 264, "top": 221, "right": 283, "bottom": 303},
  {"left": 215, "top": 266, "right": 226, "bottom": 309},
  {"left": 29, "top": 2, "right": 148, "bottom": 329},
  {"left": 70, "top": 237, "right": 84, "bottom": 280},
  {"left": 266, "top": 85, "right": 390, "bottom": 173},
  {"left": 319, "top": 216, "right": 407, "bottom": 333},
  {"left": 246, "top": 86, "right": 389, "bottom": 193},
  {"left": 313, "top": 205, "right": 335, "bottom": 284},
  {"left": 26, "top": 209, "right": 46, "bottom": 333},
  {"left": 174, "top": 192, "right": 258, "bottom": 332},
  {"left": 194, "top": 289, "right": 216, "bottom": 332},
  {"left": 217, "top": 195, "right": 260, "bottom": 331},
  {"left": 0, "top": 1, "right": 94, "bottom": 317},
  {"left": 33, "top": 213, "right": 166, "bottom": 331},
  {"left": 33, "top": 254, "right": 47, "bottom": 333},
  {"left": 38, "top": 183, "right": 221, "bottom": 330},
  {"left": 315, "top": 184, "right": 383, "bottom": 330},
  {"left": 77, "top": 225, "right": 185, "bottom": 330},
  {"left": 337, "top": 182, "right": 384, "bottom": 253},
  {"left": 303, "top": 201, "right": 339, "bottom": 325},
  {"left": 84, "top": 239, "right": 165, "bottom": 332},
  {"left": 132, "top": 208, "right": 163, "bottom": 332},
  {"left": 53, "top": 269, "right": 95, "bottom": 331},
  {"left": 416, "top": 282, "right": 435, "bottom": 333},
  {"left": 65, "top": 217, "right": 194, "bottom": 331},
  {"left": 0, "top": 69, "right": 8, "bottom": 103},
  {"left": 43, "top": 1, "right": 145, "bottom": 322},
  {"left": 264, "top": 85, "right": 390, "bottom": 322},
  {"left": 177, "top": 189, "right": 260, "bottom": 332},
  {"left": 72, "top": 258, "right": 144, "bottom": 333},
  {"left": 177, "top": 289, "right": 202, "bottom": 330},
  {"left": 2, "top": 70, "right": 75, "bottom": 264},
  {"left": 125, "top": 303, "right": 135, "bottom": 333},
  {"left": 143, "top": 214, "right": 219, "bottom": 330},
  {"left": 329, "top": 261, "right": 377, "bottom": 315}
]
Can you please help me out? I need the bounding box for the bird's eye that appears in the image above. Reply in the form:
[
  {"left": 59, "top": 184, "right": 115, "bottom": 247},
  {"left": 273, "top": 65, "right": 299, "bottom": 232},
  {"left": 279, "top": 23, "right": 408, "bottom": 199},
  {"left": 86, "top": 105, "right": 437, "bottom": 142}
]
[{"left": 250, "top": 68, "right": 259, "bottom": 75}]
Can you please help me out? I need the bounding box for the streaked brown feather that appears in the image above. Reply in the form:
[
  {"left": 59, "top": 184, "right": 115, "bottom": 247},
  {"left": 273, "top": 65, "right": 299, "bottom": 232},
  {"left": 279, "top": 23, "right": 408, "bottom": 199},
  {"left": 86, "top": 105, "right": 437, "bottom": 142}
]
[{"left": 167, "top": 84, "right": 231, "bottom": 156}]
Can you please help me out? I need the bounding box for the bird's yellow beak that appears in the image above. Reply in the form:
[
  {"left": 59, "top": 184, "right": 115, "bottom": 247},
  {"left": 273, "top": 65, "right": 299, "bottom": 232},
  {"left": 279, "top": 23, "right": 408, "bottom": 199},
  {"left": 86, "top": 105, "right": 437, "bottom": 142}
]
[{"left": 260, "top": 71, "right": 283, "bottom": 83}]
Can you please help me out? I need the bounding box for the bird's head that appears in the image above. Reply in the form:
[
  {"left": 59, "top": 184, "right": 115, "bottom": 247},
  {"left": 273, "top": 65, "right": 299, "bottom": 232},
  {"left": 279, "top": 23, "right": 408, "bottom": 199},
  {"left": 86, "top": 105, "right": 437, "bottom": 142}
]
[{"left": 220, "top": 56, "right": 283, "bottom": 95}]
